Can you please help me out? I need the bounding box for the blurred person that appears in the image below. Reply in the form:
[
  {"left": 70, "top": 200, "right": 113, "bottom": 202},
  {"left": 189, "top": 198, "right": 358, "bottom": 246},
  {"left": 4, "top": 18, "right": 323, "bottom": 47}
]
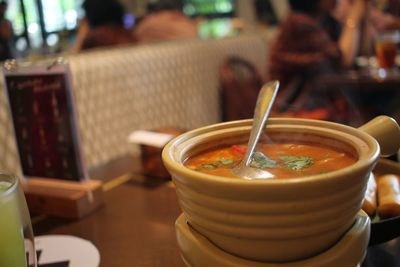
[
  {"left": 133, "top": 1, "right": 198, "bottom": 43},
  {"left": 250, "top": 0, "right": 279, "bottom": 35},
  {"left": 268, "top": 0, "right": 368, "bottom": 123},
  {"left": 69, "top": 18, "right": 89, "bottom": 53},
  {"left": 79, "top": 0, "right": 135, "bottom": 51},
  {"left": 0, "top": 1, "right": 13, "bottom": 61},
  {"left": 255, "top": 0, "right": 279, "bottom": 27},
  {"left": 334, "top": 0, "right": 400, "bottom": 46},
  {"left": 333, "top": 0, "right": 400, "bottom": 55}
]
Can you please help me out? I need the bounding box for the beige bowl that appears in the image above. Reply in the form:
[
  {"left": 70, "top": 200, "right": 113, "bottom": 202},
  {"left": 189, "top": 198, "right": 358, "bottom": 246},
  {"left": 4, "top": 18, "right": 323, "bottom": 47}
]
[{"left": 162, "top": 116, "right": 400, "bottom": 262}]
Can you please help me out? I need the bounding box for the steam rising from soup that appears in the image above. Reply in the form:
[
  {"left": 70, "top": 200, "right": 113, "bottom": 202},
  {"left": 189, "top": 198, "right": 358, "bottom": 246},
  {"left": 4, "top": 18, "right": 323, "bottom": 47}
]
[{"left": 184, "top": 143, "right": 356, "bottom": 179}]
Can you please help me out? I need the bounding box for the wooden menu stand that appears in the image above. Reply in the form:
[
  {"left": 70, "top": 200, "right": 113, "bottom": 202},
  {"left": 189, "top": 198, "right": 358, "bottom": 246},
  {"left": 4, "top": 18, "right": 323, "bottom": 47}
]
[{"left": 23, "top": 178, "right": 104, "bottom": 219}]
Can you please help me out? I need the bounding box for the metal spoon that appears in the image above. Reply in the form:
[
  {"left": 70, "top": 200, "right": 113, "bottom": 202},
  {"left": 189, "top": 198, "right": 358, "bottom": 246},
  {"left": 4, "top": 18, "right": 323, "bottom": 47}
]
[{"left": 233, "top": 80, "right": 280, "bottom": 179}]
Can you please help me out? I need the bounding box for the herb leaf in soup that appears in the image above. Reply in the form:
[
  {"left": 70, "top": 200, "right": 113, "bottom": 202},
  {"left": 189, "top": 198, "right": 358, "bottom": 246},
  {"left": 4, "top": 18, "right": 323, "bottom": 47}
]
[
  {"left": 198, "top": 158, "right": 236, "bottom": 171},
  {"left": 250, "top": 152, "right": 277, "bottom": 169},
  {"left": 280, "top": 156, "right": 314, "bottom": 171},
  {"left": 219, "top": 157, "right": 234, "bottom": 166},
  {"left": 200, "top": 163, "right": 220, "bottom": 169}
]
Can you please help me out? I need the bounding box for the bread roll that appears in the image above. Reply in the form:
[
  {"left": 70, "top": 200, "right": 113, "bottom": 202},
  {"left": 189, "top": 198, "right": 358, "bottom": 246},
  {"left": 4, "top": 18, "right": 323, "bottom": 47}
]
[
  {"left": 377, "top": 174, "right": 400, "bottom": 218},
  {"left": 362, "top": 173, "right": 377, "bottom": 216}
]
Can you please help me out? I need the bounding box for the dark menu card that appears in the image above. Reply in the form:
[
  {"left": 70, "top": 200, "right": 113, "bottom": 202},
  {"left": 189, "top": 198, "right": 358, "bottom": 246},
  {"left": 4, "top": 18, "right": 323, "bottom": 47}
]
[{"left": 3, "top": 63, "right": 86, "bottom": 181}]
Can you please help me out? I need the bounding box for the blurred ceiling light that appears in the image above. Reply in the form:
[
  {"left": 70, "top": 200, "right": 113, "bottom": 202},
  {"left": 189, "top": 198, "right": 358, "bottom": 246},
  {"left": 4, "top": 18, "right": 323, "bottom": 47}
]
[
  {"left": 16, "top": 38, "right": 27, "bottom": 51},
  {"left": 183, "top": 4, "right": 196, "bottom": 16},
  {"left": 46, "top": 34, "right": 59, "bottom": 46},
  {"left": 65, "top": 10, "right": 78, "bottom": 29},
  {"left": 215, "top": 1, "right": 232, "bottom": 13},
  {"left": 28, "top": 23, "right": 39, "bottom": 34}
]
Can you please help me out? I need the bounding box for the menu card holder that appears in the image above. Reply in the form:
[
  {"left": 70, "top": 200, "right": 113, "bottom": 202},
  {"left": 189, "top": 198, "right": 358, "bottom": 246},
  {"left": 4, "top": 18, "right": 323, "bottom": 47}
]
[{"left": 3, "top": 59, "right": 103, "bottom": 219}]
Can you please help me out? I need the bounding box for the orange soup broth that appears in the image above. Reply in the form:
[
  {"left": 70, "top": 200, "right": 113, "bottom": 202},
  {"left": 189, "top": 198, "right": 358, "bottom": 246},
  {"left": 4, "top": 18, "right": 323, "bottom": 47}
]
[{"left": 184, "top": 143, "right": 357, "bottom": 179}]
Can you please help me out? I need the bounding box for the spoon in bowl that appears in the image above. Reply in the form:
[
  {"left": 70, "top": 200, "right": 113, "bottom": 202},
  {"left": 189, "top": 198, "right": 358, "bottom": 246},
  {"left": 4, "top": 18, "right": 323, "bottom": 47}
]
[{"left": 233, "top": 80, "right": 280, "bottom": 179}]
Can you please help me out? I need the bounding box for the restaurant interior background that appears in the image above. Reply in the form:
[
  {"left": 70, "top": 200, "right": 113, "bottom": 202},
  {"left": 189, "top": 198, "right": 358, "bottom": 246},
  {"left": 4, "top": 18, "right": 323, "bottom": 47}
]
[
  {"left": 0, "top": 0, "right": 297, "bottom": 181},
  {"left": 5, "top": 0, "right": 286, "bottom": 58},
  {"left": 2, "top": 0, "right": 400, "bottom": 205},
  {"left": 2, "top": 0, "right": 400, "bottom": 266},
  {"left": 2, "top": 1, "right": 400, "bottom": 206}
]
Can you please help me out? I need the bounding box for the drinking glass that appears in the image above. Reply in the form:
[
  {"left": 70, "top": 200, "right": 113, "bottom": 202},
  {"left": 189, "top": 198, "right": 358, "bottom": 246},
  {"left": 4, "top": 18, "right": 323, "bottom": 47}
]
[
  {"left": 375, "top": 31, "right": 399, "bottom": 71},
  {"left": 0, "top": 173, "right": 37, "bottom": 267}
]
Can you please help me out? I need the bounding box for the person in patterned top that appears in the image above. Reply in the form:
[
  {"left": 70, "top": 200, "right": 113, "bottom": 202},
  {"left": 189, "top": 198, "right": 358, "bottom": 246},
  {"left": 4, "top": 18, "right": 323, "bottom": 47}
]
[{"left": 268, "top": 0, "right": 369, "bottom": 123}]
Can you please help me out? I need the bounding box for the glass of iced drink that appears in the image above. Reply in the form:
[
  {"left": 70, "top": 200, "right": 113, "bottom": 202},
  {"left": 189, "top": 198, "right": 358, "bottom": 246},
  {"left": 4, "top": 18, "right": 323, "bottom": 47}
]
[
  {"left": 375, "top": 31, "right": 399, "bottom": 70},
  {"left": 0, "top": 173, "right": 36, "bottom": 267}
]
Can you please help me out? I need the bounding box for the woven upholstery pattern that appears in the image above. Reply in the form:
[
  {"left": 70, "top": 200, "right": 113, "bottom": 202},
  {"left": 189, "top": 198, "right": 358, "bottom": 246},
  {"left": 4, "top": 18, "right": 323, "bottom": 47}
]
[{"left": 0, "top": 34, "right": 268, "bottom": 175}]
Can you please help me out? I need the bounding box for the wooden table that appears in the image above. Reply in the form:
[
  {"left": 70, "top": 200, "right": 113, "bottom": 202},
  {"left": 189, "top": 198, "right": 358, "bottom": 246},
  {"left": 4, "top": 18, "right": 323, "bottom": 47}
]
[
  {"left": 34, "top": 180, "right": 184, "bottom": 267},
  {"left": 32, "top": 156, "right": 400, "bottom": 267}
]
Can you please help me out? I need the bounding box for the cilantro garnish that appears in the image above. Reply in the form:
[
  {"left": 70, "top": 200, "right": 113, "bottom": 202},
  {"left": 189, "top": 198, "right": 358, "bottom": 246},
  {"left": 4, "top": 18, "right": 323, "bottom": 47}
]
[
  {"left": 200, "top": 163, "right": 220, "bottom": 169},
  {"left": 280, "top": 156, "right": 314, "bottom": 171},
  {"left": 219, "top": 158, "right": 234, "bottom": 166},
  {"left": 250, "top": 152, "right": 277, "bottom": 169},
  {"left": 198, "top": 158, "right": 236, "bottom": 170}
]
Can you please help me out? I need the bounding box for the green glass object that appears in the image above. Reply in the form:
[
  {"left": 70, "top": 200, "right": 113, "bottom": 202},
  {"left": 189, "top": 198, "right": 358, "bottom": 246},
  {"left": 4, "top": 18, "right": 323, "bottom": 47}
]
[{"left": 0, "top": 175, "right": 36, "bottom": 267}]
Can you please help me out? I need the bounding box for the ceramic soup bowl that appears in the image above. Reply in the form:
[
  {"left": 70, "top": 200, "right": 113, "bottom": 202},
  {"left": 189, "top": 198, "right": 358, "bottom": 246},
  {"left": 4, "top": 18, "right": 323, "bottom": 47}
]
[{"left": 162, "top": 116, "right": 400, "bottom": 262}]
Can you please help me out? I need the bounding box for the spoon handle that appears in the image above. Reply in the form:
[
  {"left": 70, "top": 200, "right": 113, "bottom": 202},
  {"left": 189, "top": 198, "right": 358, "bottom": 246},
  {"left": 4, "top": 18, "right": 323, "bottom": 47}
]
[{"left": 242, "top": 81, "right": 280, "bottom": 167}]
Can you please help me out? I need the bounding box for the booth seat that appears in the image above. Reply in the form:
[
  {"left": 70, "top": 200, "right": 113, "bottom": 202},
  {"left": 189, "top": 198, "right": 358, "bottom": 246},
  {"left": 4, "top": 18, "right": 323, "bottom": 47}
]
[{"left": 0, "top": 33, "right": 270, "bottom": 177}]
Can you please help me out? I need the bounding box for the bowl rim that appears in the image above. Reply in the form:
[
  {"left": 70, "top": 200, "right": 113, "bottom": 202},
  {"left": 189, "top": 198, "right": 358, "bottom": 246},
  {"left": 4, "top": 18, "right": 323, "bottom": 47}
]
[{"left": 162, "top": 118, "right": 380, "bottom": 186}]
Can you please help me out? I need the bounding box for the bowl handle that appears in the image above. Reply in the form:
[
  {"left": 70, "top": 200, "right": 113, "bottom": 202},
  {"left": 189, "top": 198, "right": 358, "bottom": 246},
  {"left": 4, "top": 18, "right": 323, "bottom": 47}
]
[{"left": 358, "top": 116, "right": 400, "bottom": 157}]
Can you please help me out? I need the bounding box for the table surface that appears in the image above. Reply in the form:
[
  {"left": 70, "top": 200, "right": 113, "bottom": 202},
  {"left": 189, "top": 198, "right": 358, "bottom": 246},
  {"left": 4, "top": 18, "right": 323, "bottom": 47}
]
[
  {"left": 32, "top": 156, "right": 400, "bottom": 267},
  {"left": 34, "top": 180, "right": 184, "bottom": 267}
]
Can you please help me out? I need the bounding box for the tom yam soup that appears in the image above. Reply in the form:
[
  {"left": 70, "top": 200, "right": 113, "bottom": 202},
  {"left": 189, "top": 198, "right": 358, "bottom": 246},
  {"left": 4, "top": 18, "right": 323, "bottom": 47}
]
[{"left": 184, "top": 142, "right": 357, "bottom": 179}]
